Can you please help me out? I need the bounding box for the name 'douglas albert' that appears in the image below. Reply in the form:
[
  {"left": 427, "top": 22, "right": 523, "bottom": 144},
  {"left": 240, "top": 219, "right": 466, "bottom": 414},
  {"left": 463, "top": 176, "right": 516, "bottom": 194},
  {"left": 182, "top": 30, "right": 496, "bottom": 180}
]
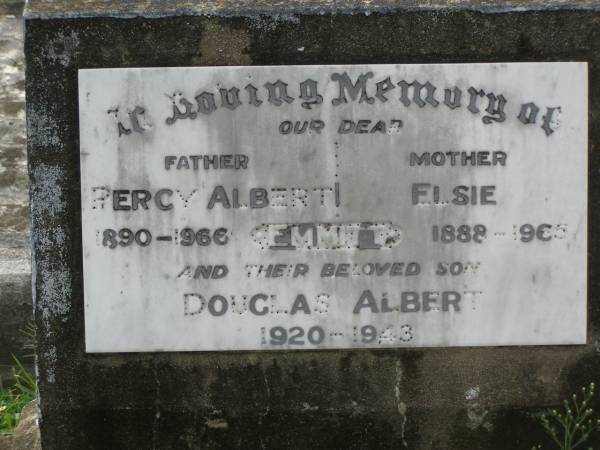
[{"left": 182, "top": 289, "right": 462, "bottom": 318}]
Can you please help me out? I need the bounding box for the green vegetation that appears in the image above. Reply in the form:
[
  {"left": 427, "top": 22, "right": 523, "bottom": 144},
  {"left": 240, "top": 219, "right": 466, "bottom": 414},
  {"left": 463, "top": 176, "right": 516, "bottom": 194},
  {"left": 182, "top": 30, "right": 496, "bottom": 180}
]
[
  {"left": 533, "top": 383, "right": 600, "bottom": 450},
  {"left": 0, "top": 355, "right": 36, "bottom": 434},
  {"left": 19, "top": 321, "right": 36, "bottom": 360}
]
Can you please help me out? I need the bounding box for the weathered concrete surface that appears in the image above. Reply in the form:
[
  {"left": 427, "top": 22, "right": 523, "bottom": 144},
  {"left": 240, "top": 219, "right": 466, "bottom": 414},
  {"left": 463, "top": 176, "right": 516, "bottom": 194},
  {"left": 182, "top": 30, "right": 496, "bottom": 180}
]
[
  {"left": 0, "top": 6, "right": 26, "bottom": 232},
  {"left": 22, "top": 0, "right": 600, "bottom": 18},
  {"left": 26, "top": 6, "right": 600, "bottom": 450},
  {"left": 0, "top": 1, "right": 31, "bottom": 383}
]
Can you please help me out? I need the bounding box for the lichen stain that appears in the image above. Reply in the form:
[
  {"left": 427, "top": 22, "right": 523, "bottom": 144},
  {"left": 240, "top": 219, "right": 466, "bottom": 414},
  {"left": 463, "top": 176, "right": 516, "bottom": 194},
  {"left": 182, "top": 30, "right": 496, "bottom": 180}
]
[
  {"left": 465, "top": 386, "right": 480, "bottom": 401},
  {"left": 394, "top": 361, "right": 408, "bottom": 447},
  {"left": 33, "top": 164, "right": 72, "bottom": 325},
  {"left": 194, "top": 20, "right": 251, "bottom": 65},
  {"left": 465, "top": 386, "right": 493, "bottom": 431},
  {"left": 248, "top": 14, "right": 300, "bottom": 33},
  {"left": 205, "top": 417, "right": 228, "bottom": 429},
  {"left": 37, "top": 226, "right": 66, "bottom": 249},
  {"left": 31, "top": 164, "right": 65, "bottom": 217},
  {"left": 26, "top": 108, "right": 61, "bottom": 147},
  {"left": 466, "top": 405, "right": 493, "bottom": 431},
  {"left": 300, "top": 402, "right": 319, "bottom": 411},
  {"left": 40, "top": 268, "right": 71, "bottom": 322},
  {"left": 43, "top": 346, "right": 57, "bottom": 384},
  {"left": 43, "top": 30, "right": 80, "bottom": 67}
]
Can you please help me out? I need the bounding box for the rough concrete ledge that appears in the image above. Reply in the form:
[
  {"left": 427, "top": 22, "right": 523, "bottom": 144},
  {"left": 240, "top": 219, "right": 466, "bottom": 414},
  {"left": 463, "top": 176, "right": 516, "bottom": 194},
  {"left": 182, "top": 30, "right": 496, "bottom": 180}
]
[
  {"left": 23, "top": 0, "right": 600, "bottom": 19},
  {"left": 0, "top": 1, "right": 23, "bottom": 16}
]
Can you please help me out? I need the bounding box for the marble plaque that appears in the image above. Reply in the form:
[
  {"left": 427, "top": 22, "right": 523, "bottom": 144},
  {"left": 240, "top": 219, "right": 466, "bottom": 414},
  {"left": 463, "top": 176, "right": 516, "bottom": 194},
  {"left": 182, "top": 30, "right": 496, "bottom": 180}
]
[{"left": 79, "top": 63, "right": 587, "bottom": 352}]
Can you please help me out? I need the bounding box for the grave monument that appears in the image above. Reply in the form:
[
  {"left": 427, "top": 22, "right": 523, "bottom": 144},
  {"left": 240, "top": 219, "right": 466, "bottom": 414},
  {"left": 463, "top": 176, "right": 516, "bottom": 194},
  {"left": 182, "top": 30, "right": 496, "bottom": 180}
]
[{"left": 25, "top": 1, "right": 599, "bottom": 448}]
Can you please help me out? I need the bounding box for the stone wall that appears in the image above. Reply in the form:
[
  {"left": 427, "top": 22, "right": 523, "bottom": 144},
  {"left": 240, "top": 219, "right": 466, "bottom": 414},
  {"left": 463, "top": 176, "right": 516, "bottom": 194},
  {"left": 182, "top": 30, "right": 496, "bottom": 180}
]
[
  {"left": 0, "top": 0, "right": 31, "bottom": 382},
  {"left": 25, "top": 2, "right": 600, "bottom": 449},
  {"left": 0, "top": 2, "right": 26, "bottom": 231}
]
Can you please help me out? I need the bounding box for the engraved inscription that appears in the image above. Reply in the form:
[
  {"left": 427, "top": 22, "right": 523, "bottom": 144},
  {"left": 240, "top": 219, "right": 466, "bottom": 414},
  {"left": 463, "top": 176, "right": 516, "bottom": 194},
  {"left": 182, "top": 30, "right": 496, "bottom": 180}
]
[{"left": 78, "top": 63, "right": 587, "bottom": 352}]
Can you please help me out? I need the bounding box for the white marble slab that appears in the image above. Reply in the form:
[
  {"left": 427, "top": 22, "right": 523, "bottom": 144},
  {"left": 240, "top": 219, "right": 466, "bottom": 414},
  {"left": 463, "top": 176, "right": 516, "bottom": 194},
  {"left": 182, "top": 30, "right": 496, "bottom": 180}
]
[{"left": 78, "top": 62, "right": 587, "bottom": 352}]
